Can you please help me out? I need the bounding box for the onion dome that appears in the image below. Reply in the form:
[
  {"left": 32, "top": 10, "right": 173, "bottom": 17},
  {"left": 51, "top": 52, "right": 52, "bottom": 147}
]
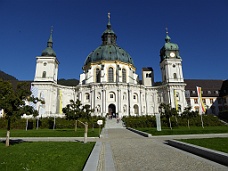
[
  {"left": 84, "top": 13, "right": 134, "bottom": 66},
  {"left": 41, "top": 28, "right": 56, "bottom": 57},
  {"left": 160, "top": 28, "right": 180, "bottom": 62}
]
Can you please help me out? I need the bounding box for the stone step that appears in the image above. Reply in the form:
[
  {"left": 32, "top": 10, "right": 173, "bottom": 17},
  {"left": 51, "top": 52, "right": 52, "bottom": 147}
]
[{"left": 105, "top": 118, "right": 125, "bottom": 129}]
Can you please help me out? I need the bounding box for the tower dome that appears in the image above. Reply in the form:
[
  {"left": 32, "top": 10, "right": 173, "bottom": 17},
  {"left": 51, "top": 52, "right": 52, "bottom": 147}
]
[
  {"left": 41, "top": 28, "right": 56, "bottom": 57},
  {"left": 160, "top": 28, "right": 180, "bottom": 62},
  {"left": 84, "top": 13, "right": 134, "bottom": 67}
]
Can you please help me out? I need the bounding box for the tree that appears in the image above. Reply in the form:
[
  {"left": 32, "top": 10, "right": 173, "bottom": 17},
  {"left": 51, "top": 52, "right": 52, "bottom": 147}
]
[
  {"left": 159, "top": 103, "right": 176, "bottom": 130},
  {"left": 62, "top": 99, "right": 94, "bottom": 131},
  {"left": 0, "top": 80, "right": 42, "bottom": 146},
  {"left": 182, "top": 106, "right": 198, "bottom": 129}
]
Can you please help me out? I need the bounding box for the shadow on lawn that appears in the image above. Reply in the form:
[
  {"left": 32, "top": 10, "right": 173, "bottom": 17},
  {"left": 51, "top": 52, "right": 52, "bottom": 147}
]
[{"left": 0, "top": 139, "right": 25, "bottom": 145}]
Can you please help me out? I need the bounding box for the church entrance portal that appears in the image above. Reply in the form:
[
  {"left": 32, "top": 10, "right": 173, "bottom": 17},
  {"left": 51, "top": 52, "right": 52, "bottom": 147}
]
[{"left": 108, "top": 104, "right": 116, "bottom": 118}]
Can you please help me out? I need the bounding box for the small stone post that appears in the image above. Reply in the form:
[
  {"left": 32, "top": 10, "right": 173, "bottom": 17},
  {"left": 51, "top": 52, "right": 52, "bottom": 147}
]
[{"left": 84, "top": 122, "right": 88, "bottom": 143}]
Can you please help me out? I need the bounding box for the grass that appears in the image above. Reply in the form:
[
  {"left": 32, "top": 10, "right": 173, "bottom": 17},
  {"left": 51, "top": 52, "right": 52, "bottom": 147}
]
[
  {"left": 0, "top": 141, "right": 95, "bottom": 171},
  {"left": 137, "top": 126, "right": 228, "bottom": 135},
  {"left": 179, "top": 137, "right": 228, "bottom": 153},
  {"left": 0, "top": 128, "right": 100, "bottom": 137}
]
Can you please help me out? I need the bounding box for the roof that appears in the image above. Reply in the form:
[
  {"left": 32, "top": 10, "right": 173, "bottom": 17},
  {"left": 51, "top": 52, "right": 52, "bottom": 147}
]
[
  {"left": 142, "top": 67, "right": 153, "bottom": 71},
  {"left": 84, "top": 14, "right": 134, "bottom": 67},
  {"left": 41, "top": 29, "right": 56, "bottom": 57},
  {"left": 84, "top": 44, "right": 134, "bottom": 66},
  {"left": 184, "top": 79, "right": 224, "bottom": 97}
]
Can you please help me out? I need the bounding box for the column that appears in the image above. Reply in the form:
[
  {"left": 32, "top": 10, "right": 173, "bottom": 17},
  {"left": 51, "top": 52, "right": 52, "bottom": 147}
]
[
  {"left": 128, "top": 84, "right": 131, "bottom": 115},
  {"left": 101, "top": 89, "right": 104, "bottom": 116},
  {"left": 139, "top": 89, "right": 142, "bottom": 115},
  {"left": 102, "top": 87, "right": 106, "bottom": 116},
  {"left": 145, "top": 90, "right": 148, "bottom": 115}
]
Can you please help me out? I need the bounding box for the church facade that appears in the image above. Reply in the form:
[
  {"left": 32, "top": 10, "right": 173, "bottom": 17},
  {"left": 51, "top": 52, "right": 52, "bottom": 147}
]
[{"left": 31, "top": 15, "right": 187, "bottom": 118}]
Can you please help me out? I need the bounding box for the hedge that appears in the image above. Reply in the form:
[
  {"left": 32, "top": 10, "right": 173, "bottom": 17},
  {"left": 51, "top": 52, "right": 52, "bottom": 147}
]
[
  {"left": 122, "top": 114, "right": 224, "bottom": 128},
  {"left": 0, "top": 116, "right": 105, "bottom": 130}
]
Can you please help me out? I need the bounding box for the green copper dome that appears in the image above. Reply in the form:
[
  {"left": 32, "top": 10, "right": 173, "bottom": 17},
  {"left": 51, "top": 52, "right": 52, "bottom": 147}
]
[
  {"left": 85, "top": 44, "right": 134, "bottom": 65},
  {"left": 84, "top": 14, "right": 134, "bottom": 66},
  {"left": 41, "top": 29, "right": 56, "bottom": 57},
  {"left": 163, "top": 34, "right": 179, "bottom": 50},
  {"left": 160, "top": 31, "right": 180, "bottom": 62}
]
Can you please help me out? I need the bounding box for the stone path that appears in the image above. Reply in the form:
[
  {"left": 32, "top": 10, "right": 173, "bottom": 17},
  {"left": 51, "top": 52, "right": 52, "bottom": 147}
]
[
  {"left": 103, "top": 129, "right": 227, "bottom": 171},
  {"left": 104, "top": 118, "right": 125, "bottom": 129},
  {"left": 89, "top": 118, "right": 228, "bottom": 171}
]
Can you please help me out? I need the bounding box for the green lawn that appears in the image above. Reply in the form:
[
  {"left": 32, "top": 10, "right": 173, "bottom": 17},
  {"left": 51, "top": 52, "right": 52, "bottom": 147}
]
[
  {"left": 179, "top": 137, "right": 228, "bottom": 153},
  {"left": 0, "top": 128, "right": 100, "bottom": 137},
  {"left": 0, "top": 141, "right": 95, "bottom": 171},
  {"left": 137, "top": 126, "right": 228, "bottom": 135}
]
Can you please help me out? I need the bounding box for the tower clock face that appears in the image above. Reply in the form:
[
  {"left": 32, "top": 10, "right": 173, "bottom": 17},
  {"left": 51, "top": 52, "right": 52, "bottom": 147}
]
[{"left": 170, "top": 52, "right": 175, "bottom": 57}]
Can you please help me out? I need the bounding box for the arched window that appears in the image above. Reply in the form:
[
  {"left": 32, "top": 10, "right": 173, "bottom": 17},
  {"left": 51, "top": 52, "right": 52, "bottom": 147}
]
[
  {"left": 173, "top": 73, "right": 177, "bottom": 79},
  {"left": 133, "top": 104, "right": 139, "bottom": 114},
  {"left": 96, "top": 68, "right": 100, "bottom": 83},
  {"left": 122, "top": 68, "right": 126, "bottom": 83},
  {"left": 108, "top": 67, "right": 114, "bottom": 82},
  {"left": 42, "top": 71, "right": 46, "bottom": 78}
]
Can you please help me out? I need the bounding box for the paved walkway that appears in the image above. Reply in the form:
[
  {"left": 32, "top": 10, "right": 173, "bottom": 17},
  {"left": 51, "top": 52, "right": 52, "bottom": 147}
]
[
  {"left": 1, "top": 118, "right": 227, "bottom": 171},
  {"left": 86, "top": 118, "right": 228, "bottom": 171}
]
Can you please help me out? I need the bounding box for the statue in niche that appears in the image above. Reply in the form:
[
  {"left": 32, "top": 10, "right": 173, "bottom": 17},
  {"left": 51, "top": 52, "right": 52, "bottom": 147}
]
[
  {"left": 97, "top": 93, "right": 101, "bottom": 99},
  {"left": 97, "top": 105, "right": 101, "bottom": 113},
  {"left": 123, "top": 105, "right": 127, "bottom": 113}
]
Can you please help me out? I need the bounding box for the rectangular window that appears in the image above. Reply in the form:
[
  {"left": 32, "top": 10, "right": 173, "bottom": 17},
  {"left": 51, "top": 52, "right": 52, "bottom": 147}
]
[
  {"left": 194, "top": 98, "right": 198, "bottom": 104},
  {"left": 202, "top": 99, "right": 206, "bottom": 104},
  {"left": 210, "top": 99, "right": 213, "bottom": 104},
  {"left": 110, "top": 94, "right": 113, "bottom": 98}
]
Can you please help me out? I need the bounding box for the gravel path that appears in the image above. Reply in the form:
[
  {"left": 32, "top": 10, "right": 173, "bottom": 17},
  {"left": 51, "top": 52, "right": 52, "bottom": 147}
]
[{"left": 104, "top": 129, "right": 227, "bottom": 171}]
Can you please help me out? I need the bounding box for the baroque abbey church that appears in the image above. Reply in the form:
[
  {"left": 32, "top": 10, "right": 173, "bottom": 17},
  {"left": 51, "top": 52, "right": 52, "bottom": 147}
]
[{"left": 32, "top": 14, "right": 187, "bottom": 118}]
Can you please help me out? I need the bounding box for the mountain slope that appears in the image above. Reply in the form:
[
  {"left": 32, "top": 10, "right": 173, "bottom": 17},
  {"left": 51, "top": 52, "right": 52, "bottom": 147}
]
[{"left": 0, "top": 70, "right": 17, "bottom": 80}]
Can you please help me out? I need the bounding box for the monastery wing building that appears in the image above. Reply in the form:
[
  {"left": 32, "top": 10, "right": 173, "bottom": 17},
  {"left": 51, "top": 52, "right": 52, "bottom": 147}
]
[{"left": 32, "top": 15, "right": 187, "bottom": 118}]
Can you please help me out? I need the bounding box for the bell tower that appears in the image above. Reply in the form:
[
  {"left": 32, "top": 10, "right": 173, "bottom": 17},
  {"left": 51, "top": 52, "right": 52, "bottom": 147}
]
[
  {"left": 160, "top": 29, "right": 184, "bottom": 84},
  {"left": 34, "top": 28, "right": 59, "bottom": 84},
  {"left": 159, "top": 29, "right": 186, "bottom": 112}
]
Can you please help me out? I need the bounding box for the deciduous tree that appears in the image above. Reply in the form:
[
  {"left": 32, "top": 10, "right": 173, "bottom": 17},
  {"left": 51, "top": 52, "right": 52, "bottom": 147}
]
[
  {"left": 182, "top": 106, "right": 198, "bottom": 129},
  {"left": 159, "top": 103, "right": 177, "bottom": 130},
  {"left": 62, "top": 99, "right": 94, "bottom": 131},
  {"left": 0, "top": 80, "right": 42, "bottom": 146}
]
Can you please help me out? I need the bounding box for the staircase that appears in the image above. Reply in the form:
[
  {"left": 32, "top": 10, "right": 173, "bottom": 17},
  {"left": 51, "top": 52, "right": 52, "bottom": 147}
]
[{"left": 104, "top": 118, "right": 125, "bottom": 129}]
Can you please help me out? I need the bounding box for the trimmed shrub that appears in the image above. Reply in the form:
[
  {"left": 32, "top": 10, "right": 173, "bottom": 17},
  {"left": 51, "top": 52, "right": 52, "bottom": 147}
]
[
  {"left": 122, "top": 114, "right": 225, "bottom": 129},
  {"left": 0, "top": 116, "right": 106, "bottom": 130}
]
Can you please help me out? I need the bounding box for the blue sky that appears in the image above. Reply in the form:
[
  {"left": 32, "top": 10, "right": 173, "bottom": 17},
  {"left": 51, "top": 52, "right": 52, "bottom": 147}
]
[{"left": 0, "top": 0, "right": 227, "bottom": 82}]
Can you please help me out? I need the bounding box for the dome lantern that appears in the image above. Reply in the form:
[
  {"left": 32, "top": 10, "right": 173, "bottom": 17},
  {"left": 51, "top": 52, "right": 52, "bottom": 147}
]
[
  {"left": 84, "top": 13, "right": 134, "bottom": 67},
  {"left": 101, "top": 12, "right": 117, "bottom": 45},
  {"left": 41, "top": 27, "right": 56, "bottom": 57}
]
